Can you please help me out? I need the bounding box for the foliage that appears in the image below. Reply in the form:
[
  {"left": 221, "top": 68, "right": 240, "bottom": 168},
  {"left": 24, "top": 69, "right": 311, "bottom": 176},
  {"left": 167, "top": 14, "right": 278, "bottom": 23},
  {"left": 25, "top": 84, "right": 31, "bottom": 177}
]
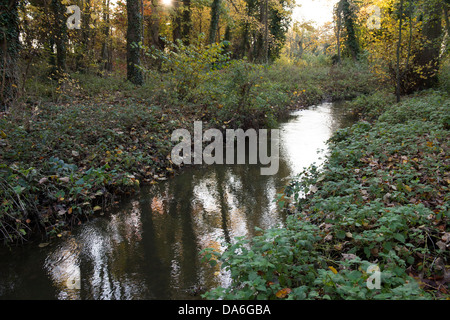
[
  {"left": 0, "top": 100, "right": 179, "bottom": 243},
  {"left": 0, "top": 0, "right": 20, "bottom": 110},
  {"left": 202, "top": 89, "right": 450, "bottom": 300},
  {"left": 143, "top": 35, "right": 231, "bottom": 100},
  {"left": 346, "top": 90, "right": 396, "bottom": 122},
  {"left": 358, "top": 0, "right": 443, "bottom": 94}
]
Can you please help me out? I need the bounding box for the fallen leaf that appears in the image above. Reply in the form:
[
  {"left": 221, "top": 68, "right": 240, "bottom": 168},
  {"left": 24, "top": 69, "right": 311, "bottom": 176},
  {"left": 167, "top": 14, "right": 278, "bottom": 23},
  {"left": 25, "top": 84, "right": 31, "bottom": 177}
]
[
  {"left": 342, "top": 253, "right": 358, "bottom": 260},
  {"left": 39, "top": 177, "right": 48, "bottom": 184},
  {"left": 324, "top": 234, "right": 333, "bottom": 241},
  {"left": 442, "top": 233, "right": 450, "bottom": 243},
  {"left": 436, "top": 241, "right": 447, "bottom": 251},
  {"left": 329, "top": 266, "right": 338, "bottom": 274},
  {"left": 275, "top": 288, "right": 292, "bottom": 298},
  {"left": 93, "top": 206, "right": 102, "bottom": 211}
]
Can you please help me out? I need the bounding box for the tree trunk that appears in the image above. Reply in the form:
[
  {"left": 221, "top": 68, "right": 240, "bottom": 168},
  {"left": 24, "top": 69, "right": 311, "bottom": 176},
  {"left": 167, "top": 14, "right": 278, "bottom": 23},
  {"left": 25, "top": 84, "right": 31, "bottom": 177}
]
[
  {"left": 396, "top": 0, "right": 404, "bottom": 103},
  {"left": 334, "top": 1, "right": 342, "bottom": 63},
  {"left": 127, "top": 0, "right": 144, "bottom": 85},
  {"left": 442, "top": 2, "right": 449, "bottom": 49},
  {"left": 414, "top": 0, "right": 442, "bottom": 90},
  {"left": 148, "top": 0, "right": 164, "bottom": 50},
  {"left": 101, "top": 0, "right": 113, "bottom": 72},
  {"left": 181, "top": 0, "right": 191, "bottom": 45},
  {"left": 264, "top": 0, "right": 268, "bottom": 64},
  {"left": 0, "top": 0, "right": 19, "bottom": 110},
  {"left": 209, "top": 0, "right": 221, "bottom": 44},
  {"left": 342, "top": 0, "right": 359, "bottom": 60},
  {"left": 171, "top": 0, "right": 182, "bottom": 42},
  {"left": 51, "top": 0, "right": 67, "bottom": 76}
]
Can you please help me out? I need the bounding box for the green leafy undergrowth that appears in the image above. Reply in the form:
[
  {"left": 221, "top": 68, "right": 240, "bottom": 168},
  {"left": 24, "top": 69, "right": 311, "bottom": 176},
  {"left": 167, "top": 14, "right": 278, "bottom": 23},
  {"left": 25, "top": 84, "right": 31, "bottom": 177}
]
[
  {"left": 0, "top": 101, "right": 180, "bottom": 243},
  {"left": 202, "top": 90, "right": 449, "bottom": 300}
]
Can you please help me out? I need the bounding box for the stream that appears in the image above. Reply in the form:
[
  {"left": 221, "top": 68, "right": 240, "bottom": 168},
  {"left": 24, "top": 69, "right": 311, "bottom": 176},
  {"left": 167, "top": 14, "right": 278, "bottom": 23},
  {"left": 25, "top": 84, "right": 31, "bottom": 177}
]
[{"left": 0, "top": 101, "right": 357, "bottom": 300}]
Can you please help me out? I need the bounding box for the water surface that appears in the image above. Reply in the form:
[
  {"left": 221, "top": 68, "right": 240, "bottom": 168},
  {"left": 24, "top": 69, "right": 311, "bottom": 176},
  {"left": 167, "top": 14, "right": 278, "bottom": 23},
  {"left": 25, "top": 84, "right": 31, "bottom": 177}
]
[{"left": 0, "top": 102, "right": 356, "bottom": 299}]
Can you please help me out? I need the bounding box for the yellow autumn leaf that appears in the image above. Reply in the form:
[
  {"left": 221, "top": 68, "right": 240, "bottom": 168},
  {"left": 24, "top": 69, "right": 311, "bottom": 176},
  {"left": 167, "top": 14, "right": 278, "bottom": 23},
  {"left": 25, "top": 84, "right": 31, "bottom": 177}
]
[
  {"left": 275, "top": 288, "right": 292, "bottom": 298},
  {"left": 329, "top": 266, "right": 338, "bottom": 274},
  {"left": 404, "top": 185, "right": 412, "bottom": 192},
  {"left": 93, "top": 206, "right": 102, "bottom": 211}
]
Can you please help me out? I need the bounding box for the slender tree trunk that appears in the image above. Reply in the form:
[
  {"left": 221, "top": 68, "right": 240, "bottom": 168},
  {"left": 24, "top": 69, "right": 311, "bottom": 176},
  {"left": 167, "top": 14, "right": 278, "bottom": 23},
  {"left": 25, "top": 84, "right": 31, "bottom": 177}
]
[
  {"left": 254, "top": 2, "right": 265, "bottom": 61},
  {"left": 148, "top": 0, "right": 164, "bottom": 50},
  {"left": 223, "top": 24, "right": 232, "bottom": 52},
  {"left": 76, "top": 0, "right": 91, "bottom": 72},
  {"left": 442, "top": 2, "right": 449, "bottom": 53},
  {"left": 396, "top": 0, "right": 404, "bottom": 103},
  {"left": 334, "top": 1, "right": 342, "bottom": 63},
  {"left": 181, "top": 0, "right": 191, "bottom": 45},
  {"left": 101, "top": 0, "right": 113, "bottom": 72},
  {"left": 51, "top": 0, "right": 67, "bottom": 75},
  {"left": 0, "top": 0, "right": 19, "bottom": 110},
  {"left": 172, "top": 0, "right": 182, "bottom": 42},
  {"left": 264, "top": 0, "right": 269, "bottom": 64},
  {"left": 443, "top": 3, "right": 450, "bottom": 36},
  {"left": 127, "top": 0, "right": 144, "bottom": 85}
]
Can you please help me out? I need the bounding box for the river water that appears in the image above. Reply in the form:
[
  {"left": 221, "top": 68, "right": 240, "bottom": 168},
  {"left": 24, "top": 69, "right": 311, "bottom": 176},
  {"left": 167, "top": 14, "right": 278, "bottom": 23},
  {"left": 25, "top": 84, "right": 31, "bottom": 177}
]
[{"left": 0, "top": 102, "right": 356, "bottom": 300}]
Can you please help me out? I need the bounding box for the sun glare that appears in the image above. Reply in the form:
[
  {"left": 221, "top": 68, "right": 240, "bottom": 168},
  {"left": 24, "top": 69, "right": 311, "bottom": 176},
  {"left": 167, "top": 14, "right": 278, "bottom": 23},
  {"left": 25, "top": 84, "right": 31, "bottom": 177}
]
[
  {"left": 293, "top": 0, "right": 338, "bottom": 25},
  {"left": 161, "top": 0, "right": 173, "bottom": 6}
]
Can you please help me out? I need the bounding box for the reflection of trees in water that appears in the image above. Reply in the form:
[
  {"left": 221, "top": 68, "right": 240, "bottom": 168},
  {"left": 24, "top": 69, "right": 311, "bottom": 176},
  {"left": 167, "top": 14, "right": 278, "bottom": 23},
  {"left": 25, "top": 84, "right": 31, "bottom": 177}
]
[
  {"left": 42, "top": 141, "right": 291, "bottom": 299},
  {"left": 45, "top": 237, "right": 81, "bottom": 300},
  {"left": 41, "top": 103, "right": 356, "bottom": 300},
  {"left": 45, "top": 200, "right": 146, "bottom": 299}
]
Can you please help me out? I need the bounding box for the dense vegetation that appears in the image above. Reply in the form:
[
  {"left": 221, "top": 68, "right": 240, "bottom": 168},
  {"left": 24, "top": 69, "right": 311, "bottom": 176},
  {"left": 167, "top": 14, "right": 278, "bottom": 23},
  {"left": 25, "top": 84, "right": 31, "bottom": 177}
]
[
  {"left": 0, "top": 0, "right": 449, "bottom": 300},
  {"left": 202, "top": 84, "right": 449, "bottom": 300},
  {"left": 0, "top": 51, "right": 377, "bottom": 243}
]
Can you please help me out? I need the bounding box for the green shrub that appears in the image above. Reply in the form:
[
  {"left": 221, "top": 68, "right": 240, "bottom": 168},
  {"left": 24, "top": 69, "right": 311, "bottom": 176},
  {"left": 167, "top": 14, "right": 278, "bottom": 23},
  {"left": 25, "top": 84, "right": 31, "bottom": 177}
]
[{"left": 347, "top": 90, "right": 396, "bottom": 121}]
